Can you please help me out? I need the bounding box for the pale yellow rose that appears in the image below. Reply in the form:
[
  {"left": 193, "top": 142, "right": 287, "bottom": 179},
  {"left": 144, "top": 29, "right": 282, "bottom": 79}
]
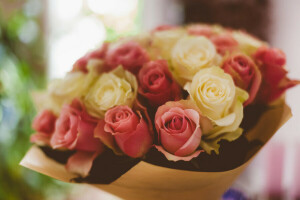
[
  {"left": 184, "top": 67, "right": 249, "bottom": 154},
  {"left": 32, "top": 60, "right": 102, "bottom": 114},
  {"left": 84, "top": 66, "right": 137, "bottom": 118},
  {"left": 232, "top": 31, "right": 265, "bottom": 55},
  {"left": 149, "top": 28, "right": 186, "bottom": 60},
  {"left": 171, "top": 36, "right": 217, "bottom": 85}
]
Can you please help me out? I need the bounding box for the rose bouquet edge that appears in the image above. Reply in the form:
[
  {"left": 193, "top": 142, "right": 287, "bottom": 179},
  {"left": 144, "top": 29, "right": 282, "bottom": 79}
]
[{"left": 20, "top": 98, "right": 292, "bottom": 200}]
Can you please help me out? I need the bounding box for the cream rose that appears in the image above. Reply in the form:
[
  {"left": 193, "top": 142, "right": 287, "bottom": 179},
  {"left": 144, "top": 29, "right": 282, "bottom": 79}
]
[
  {"left": 184, "top": 67, "right": 249, "bottom": 153},
  {"left": 171, "top": 36, "right": 218, "bottom": 85},
  {"left": 150, "top": 28, "right": 186, "bottom": 60},
  {"left": 34, "top": 61, "right": 101, "bottom": 114},
  {"left": 47, "top": 72, "right": 89, "bottom": 112},
  {"left": 84, "top": 66, "right": 137, "bottom": 118},
  {"left": 232, "top": 31, "right": 265, "bottom": 55}
]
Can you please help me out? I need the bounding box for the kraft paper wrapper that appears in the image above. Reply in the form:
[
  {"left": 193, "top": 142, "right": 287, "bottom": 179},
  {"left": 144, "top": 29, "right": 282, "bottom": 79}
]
[{"left": 20, "top": 101, "right": 292, "bottom": 200}]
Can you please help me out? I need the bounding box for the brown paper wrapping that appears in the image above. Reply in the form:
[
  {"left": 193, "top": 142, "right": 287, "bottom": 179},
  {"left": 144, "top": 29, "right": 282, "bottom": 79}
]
[{"left": 20, "top": 101, "right": 292, "bottom": 200}]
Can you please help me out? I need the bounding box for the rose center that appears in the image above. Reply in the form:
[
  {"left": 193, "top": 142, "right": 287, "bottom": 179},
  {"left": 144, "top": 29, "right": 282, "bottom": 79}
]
[
  {"left": 113, "top": 111, "right": 130, "bottom": 122},
  {"left": 200, "top": 79, "right": 226, "bottom": 101},
  {"left": 62, "top": 116, "right": 71, "bottom": 133},
  {"left": 119, "top": 48, "right": 131, "bottom": 56},
  {"left": 168, "top": 116, "right": 183, "bottom": 130},
  {"left": 148, "top": 72, "right": 163, "bottom": 86},
  {"left": 233, "top": 57, "right": 254, "bottom": 77}
]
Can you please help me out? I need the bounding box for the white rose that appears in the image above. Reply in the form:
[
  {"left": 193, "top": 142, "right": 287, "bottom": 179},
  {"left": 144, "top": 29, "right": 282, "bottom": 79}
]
[
  {"left": 232, "top": 31, "right": 265, "bottom": 55},
  {"left": 184, "top": 67, "right": 249, "bottom": 154},
  {"left": 149, "top": 28, "right": 186, "bottom": 60},
  {"left": 84, "top": 66, "right": 137, "bottom": 118},
  {"left": 171, "top": 36, "right": 217, "bottom": 85},
  {"left": 32, "top": 60, "right": 102, "bottom": 114}
]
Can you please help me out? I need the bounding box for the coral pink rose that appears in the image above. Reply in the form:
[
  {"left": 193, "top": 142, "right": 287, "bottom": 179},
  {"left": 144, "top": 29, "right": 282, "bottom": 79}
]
[
  {"left": 72, "top": 43, "right": 109, "bottom": 73},
  {"left": 253, "top": 46, "right": 300, "bottom": 103},
  {"left": 187, "top": 24, "right": 215, "bottom": 38},
  {"left": 105, "top": 41, "right": 149, "bottom": 74},
  {"left": 31, "top": 110, "right": 57, "bottom": 145},
  {"left": 222, "top": 53, "right": 262, "bottom": 105},
  {"left": 154, "top": 101, "right": 204, "bottom": 161},
  {"left": 50, "top": 99, "right": 103, "bottom": 152},
  {"left": 138, "top": 60, "right": 181, "bottom": 107},
  {"left": 211, "top": 34, "right": 238, "bottom": 55},
  {"left": 49, "top": 99, "right": 104, "bottom": 177},
  {"left": 94, "top": 105, "right": 153, "bottom": 158},
  {"left": 254, "top": 46, "right": 286, "bottom": 68}
]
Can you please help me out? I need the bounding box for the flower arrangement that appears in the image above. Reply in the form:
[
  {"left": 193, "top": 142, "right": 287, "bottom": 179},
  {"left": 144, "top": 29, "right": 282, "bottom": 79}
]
[{"left": 22, "top": 24, "right": 299, "bottom": 199}]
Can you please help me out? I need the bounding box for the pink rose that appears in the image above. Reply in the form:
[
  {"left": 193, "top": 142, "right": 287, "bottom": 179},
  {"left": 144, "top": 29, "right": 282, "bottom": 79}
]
[
  {"left": 253, "top": 46, "right": 300, "bottom": 103},
  {"left": 50, "top": 99, "right": 103, "bottom": 152},
  {"left": 222, "top": 53, "right": 262, "bottom": 105},
  {"left": 138, "top": 60, "right": 181, "bottom": 107},
  {"left": 154, "top": 101, "right": 204, "bottom": 161},
  {"left": 30, "top": 110, "right": 57, "bottom": 145},
  {"left": 211, "top": 34, "right": 238, "bottom": 55},
  {"left": 72, "top": 43, "right": 109, "bottom": 73},
  {"left": 152, "top": 25, "right": 177, "bottom": 32},
  {"left": 187, "top": 24, "right": 215, "bottom": 38},
  {"left": 254, "top": 46, "right": 286, "bottom": 67},
  {"left": 105, "top": 41, "right": 149, "bottom": 74},
  {"left": 94, "top": 105, "right": 153, "bottom": 158}
]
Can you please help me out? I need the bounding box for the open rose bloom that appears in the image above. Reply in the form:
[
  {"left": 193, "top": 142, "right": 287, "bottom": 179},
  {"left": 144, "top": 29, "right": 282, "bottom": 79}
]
[{"left": 21, "top": 24, "right": 299, "bottom": 200}]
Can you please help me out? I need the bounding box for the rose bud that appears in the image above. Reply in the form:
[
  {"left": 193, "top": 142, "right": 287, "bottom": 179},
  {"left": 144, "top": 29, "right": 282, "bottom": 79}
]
[
  {"left": 138, "top": 60, "right": 181, "bottom": 107},
  {"left": 210, "top": 34, "right": 239, "bottom": 55},
  {"left": 253, "top": 46, "right": 300, "bottom": 103},
  {"left": 187, "top": 24, "right": 215, "bottom": 38},
  {"left": 72, "top": 43, "right": 109, "bottom": 73},
  {"left": 30, "top": 110, "right": 57, "bottom": 145},
  {"left": 94, "top": 105, "right": 153, "bottom": 158},
  {"left": 222, "top": 53, "right": 262, "bottom": 105},
  {"left": 105, "top": 41, "right": 149, "bottom": 74},
  {"left": 50, "top": 99, "right": 103, "bottom": 152},
  {"left": 154, "top": 100, "right": 205, "bottom": 161}
]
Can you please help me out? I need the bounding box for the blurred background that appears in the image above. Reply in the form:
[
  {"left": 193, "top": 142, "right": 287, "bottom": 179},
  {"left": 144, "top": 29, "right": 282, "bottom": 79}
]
[{"left": 0, "top": 0, "right": 299, "bottom": 199}]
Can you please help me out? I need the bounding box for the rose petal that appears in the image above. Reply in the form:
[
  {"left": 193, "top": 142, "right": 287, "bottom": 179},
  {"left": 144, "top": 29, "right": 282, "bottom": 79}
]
[
  {"left": 105, "top": 41, "right": 149, "bottom": 74},
  {"left": 213, "top": 112, "right": 236, "bottom": 127},
  {"left": 133, "top": 99, "right": 153, "bottom": 135},
  {"left": 173, "top": 109, "right": 202, "bottom": 156},
  {"left": 66, "top": 151, "right": 101, "bottom": 177},
  {"left": 115, "top": 117, "right": 153, "bottom": 158},
  {"left": 64, "top": 115, "right": 80, "bottom": 150},
  {"left": 94, "top": 120, "right": 121, "bottom": 154},
  {"left": 152, "top": 25, "right": 177, "bottom": 32},
  {"left": 187, "top": 24, "right": 215, "bottom": 38},
  {"left": 155, "top": 145, "right": 203, "bottom": 162},
  {"left": 30, "top": 132, "right": 51, "bottom": 146},
  {"left": 211, "top": 34, "right": 238, "bottom": 55},
  {"left": 139, "top": 89, "right": 172, "bottom": 107},
  {"left": 104, "top": 105, "right": 139, "bottom": 135},
  {"left": 244, "top": 67, "right": 262, "bottom": 106},
  {"left": 205, "top": 89, "right": 246, "bottom": 140},
  {"left": 138, "top": 60, "right": 181, "bottom": 107},
  {"left": 160, "top": 127, "right": 190, "bottom": 154},
  {"left": 175, "top": 126, "right": 202, "bottom": 157},
  {"left": 75, "top": 120, "right": 102, "bottom": 152},
  {"left": 32, "top": 110, "right": 57, "bottom": 134}
]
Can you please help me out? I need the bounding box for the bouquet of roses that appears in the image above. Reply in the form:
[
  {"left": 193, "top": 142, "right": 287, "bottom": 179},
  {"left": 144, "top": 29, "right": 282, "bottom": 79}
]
[{"left": 21, "top": 24, "right": 299, "bottom": 200}]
